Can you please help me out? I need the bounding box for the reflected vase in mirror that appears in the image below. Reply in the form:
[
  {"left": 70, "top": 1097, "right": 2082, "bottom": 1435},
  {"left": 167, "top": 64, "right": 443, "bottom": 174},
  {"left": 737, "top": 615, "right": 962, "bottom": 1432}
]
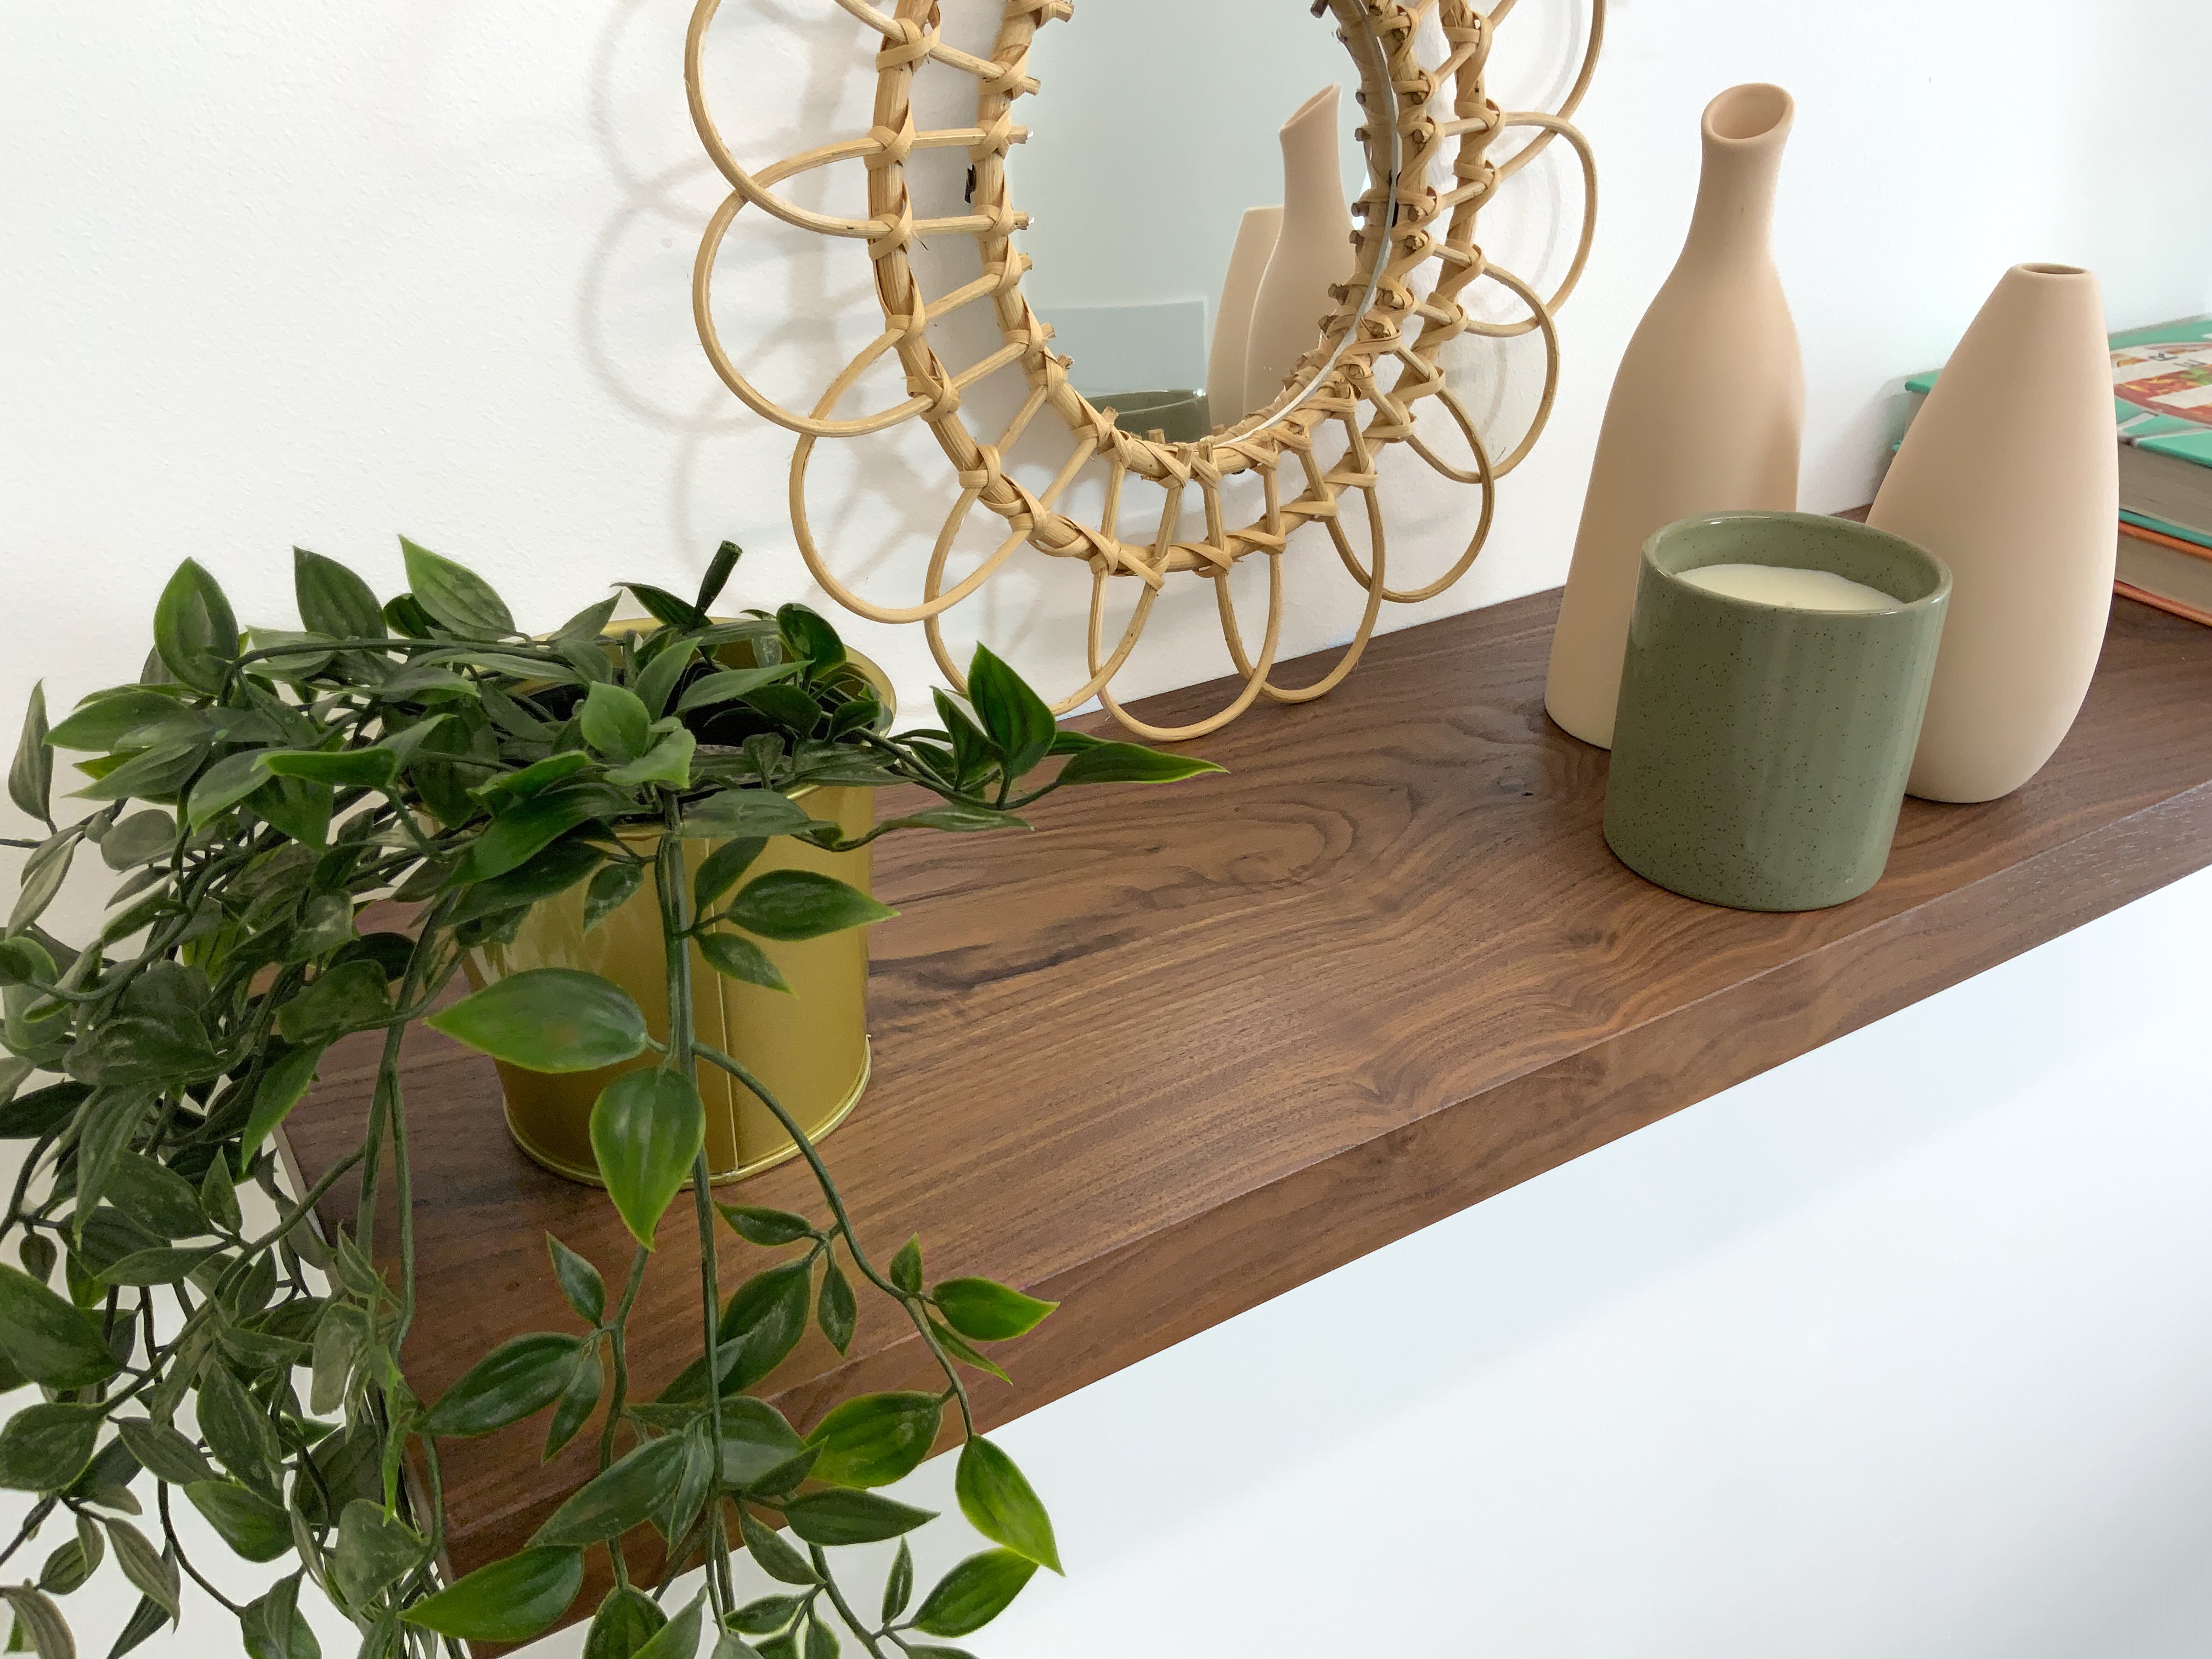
[{"left": 1015, "top": 4, "right": 1369, "bottom": 441}]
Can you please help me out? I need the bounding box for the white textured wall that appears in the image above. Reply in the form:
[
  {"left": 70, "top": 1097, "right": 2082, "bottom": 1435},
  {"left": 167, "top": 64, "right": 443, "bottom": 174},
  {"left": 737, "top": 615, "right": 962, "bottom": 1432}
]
[{"left": 5, "top": 2, "right": 2212, "bottom": 1655}]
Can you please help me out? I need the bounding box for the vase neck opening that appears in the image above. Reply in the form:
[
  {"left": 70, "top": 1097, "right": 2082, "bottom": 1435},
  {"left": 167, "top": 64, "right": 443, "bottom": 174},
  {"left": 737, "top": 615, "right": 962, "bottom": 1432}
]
[{"left": 1684, "top": 84, "right": 1793, "bottom": 264}]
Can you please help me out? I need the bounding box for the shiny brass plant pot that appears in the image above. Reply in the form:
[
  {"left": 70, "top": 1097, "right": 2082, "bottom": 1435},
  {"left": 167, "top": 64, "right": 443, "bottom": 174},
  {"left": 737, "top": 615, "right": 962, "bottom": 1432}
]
[{"left": 465, "top": 646, "right": 889, "bottom": 1187}]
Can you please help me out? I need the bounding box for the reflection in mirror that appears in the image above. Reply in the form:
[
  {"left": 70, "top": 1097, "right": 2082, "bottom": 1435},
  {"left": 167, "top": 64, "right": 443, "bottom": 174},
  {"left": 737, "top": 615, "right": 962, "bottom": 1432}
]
[{"left": 1013, "top": 3, "right": 1374, "bottom": 442}]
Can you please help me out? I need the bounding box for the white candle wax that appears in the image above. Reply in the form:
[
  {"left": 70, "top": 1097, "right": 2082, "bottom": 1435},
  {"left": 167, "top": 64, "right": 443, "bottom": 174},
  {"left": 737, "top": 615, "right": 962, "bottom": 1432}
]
[{"left": 1677, "top": 562, "right": 1899, "bottom": 612}]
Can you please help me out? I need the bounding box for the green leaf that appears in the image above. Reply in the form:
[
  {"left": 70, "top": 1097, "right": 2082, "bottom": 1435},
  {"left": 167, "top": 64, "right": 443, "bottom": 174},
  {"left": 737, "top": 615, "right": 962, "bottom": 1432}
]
[
  {"left": 882, "top": 1538, "right": 915, "bottom": 1624},
  {"left": 446, "top": 835, "right": 602, "bottom": 926},
  {"left": 101, "top": 1245, "right": 217, "bottom": 1288},
  {"left": 675, "top": 664, "right": 804, "bottom": 716},
  {"left": 101, "top": 1153, "right": 203, "bottom": 1241},
  {"left": 583, "top": 859, "right": 646, "bottom": 933},
  {"left": 473, "top": 749, "right": 594, "bottom": 810},
  {"left": 582, "top": 1584, "right": 667, "bottom": 1659},
  {"left": 98, "top": 810, "right": 174, "bottom": 870},
  {"left": 932, "top": 1277, "right": 1058, "bottom": 1342},
  {"left": 926, "top": 1317, "right": 1009, "bottom": 1385},
  {"left": 309, "top": 1306, "right": 368, "bottom": 1417},
  {"left": 108, "top": 1594, "right": 168, "bottom": 1659},
  {"left": 200, "top": 1153, "right": 242, "bottom": 1233},
  {"left": 0, "top": 936, "right": 54, "bottom": 990},
  {"left": 427, "top": 968, "right": 649, "bottom": 1074},
  {"left": 780, "top": 1488, "right": 936, "bottom": 1547},
  {"left": 114, "top": 1418, "right": 218, "bottom": 1487},
  {"left": 0, "top": 1404, "right": 100, "bottom": 1492},
  {"left": 399, "top": 537, "right": 516, "bottom": 637},
  {"left": 590, "top": 1069, "right": 704, "bottom": 1247},
  {"left": 238, "top": 1042, "right": 326, "bottom": 1164},
  {"left": 545, "top": 1344, "right": 602, "bottom": 1459},
  {"left": 240, "top": 1577, "right": 320, "bottom": 1659},
  {"left": 185, "top": 1480, "right": 292, "bottom": 1562},
  {"left": 965, "top": 646, "right": 1057, "bottom": 778},
  {"left": 453, "top": 782, "right": 631, "bottom": 884},
  {"left": 803, "top": 1392, "right": 940, "bottom": 1489},
  {"left": 274, "top": 961, "right": 388, "bottom": 1043},
  {"left": 582, "top": 682, "right": 652, "bottom": 764},
  {"left": 816, "top": 1260, "right": 855, "bottom": 1354},
  {"left": 724, "top": 870, "right": 894, "bottom": 942},
  {"left": 889, "top": 1237, "right": 923, "bottom": 1295},
  {"left": 548, "top": 1234, "right": 606, "bottom": 1324},
  {"left": 198, "top": 1362, "right": 281, "bottom": 1485},
  {"left": 745, "top": 685, "right": 822, "bottom": 737},
  {"left": 697, "top": 1397, "right": 803, "bottom": 1491},
  {"left": 558, "top": 595, "right": 622, "bottom": 645},
  {"left": 715, "top": 1205, "right": 814, "bottom": 1248},
  {"left": 866, "top": 804, "right": 1030, "bottom": 840},
  {"left": 1056, "top": 741, "right": 1223, "bottom": 786},
  {"left": 604, "top": 727, "right": 695, "bottom": 791},
  {"left": 729, "top": 1596, "right": 804, "bottom": 1638},
  {"left": 1, "top": 1586, "right": 72, "bottom": 1659},
  {"left": 10, "top": 684, "right": 51, "bottom": 827},
  {"left": 10, "top": 832, "right": 77, "bottom": 935},
  {"left": 294, "top": 547, "right": 386, "bottom": 641},
  {"left": 333, "top": 1499, "right": 424, "bottom": 1611},
  {"left": 246, "top": 775, "right": 332, "bottom": 848},
  {"left": 682, "top": 790, "right": 814, "bottom": 841},
  {"left": 776, "top": 605, "right": 845, "bottom": 673},
  {"left": 0, "top": 1263, "right": 120, "bottom": 1386},
  {"left": 633, "top": 639, "right": 698, "bottom": 722},
  {"left": 70, "top": 741, "right": 202, "bottom": 805},
  {"left": 697, "top": 931, "right": 791, "bottom": 995},
  {"left": 402, "top": 1545, "right": 583, "bottom": 1643},
  {"left": 531, "top": 1433, "right": 688, "bottom": 1547},
  {"left": 104, "top": 1519, "right": 178, "bottom": 1621},
  {"left": 693, "top": 838, "right": 766, "bottom": 915},
  {"left": 631, "top": 1594, "right": 704, "bottom": 1659},
  {"left": 911, "top": 1549, "right": 1037, "bottom": 1639},
  {"left": 620, "top": 583, "right": 710, "bottom": 633},
  {"left": 717, "top": 1262, "right": 811, "bottom": 1390},
  {"left": 261, "top": 748, "right": 398, "bottom": 788},
  {"left": 955, "top": 1437, "right": 1060, "bottom": 1572},
  {"left": 421, "top": 1333, "right": 585, "bottom": 1437},
  {"left": 737, "top": 1508, "right": 818, "bottom": 1587},
  {"left": 803, "top": 1617, "right": 838, "bottom": 1659},
  {"left": 45, "top": 690, "right": 178, "bottom": 753},
  {"left": 153, "top": 559, "right": 240, "bottom": 692}
]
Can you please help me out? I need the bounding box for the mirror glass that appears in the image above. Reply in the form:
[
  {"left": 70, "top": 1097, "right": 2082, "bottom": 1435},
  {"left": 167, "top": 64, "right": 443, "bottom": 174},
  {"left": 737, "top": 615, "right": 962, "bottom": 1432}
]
[{"left": 1012, "top": 2, "right": 1380, "bottom": 443}]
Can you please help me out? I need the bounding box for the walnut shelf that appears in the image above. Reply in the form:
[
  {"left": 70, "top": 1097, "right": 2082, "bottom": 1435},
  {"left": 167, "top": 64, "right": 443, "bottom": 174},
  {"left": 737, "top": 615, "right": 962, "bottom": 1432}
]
[{"left": 282, "top": 588, "right": 2212, "bottom": 1624}]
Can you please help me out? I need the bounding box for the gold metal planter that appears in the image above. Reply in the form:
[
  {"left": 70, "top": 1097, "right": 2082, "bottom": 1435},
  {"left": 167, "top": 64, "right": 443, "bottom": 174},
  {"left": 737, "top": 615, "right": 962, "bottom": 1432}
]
[{"left": 466, "top": 650, "right": 888, "bottom": 1187}]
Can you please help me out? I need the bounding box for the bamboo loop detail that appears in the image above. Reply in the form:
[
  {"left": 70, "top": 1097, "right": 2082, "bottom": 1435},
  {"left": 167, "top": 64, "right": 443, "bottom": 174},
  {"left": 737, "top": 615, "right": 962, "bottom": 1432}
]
[{"left": 687, "top": 0, "right": 1601, "bottom": 736}]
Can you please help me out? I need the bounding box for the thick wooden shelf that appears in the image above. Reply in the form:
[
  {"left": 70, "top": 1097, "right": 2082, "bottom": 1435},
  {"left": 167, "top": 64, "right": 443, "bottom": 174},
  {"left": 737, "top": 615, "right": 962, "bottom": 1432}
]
[{"left": 283, "top": 588, "right": 2212, "bottom": 1618}]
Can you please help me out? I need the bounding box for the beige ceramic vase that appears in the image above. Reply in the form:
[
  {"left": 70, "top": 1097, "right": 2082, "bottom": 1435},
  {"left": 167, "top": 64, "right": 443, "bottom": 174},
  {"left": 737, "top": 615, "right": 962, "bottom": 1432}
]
[
  {"left": 1209, "top": 205, "right": 1284, "bottom": 424},
  {"left": 1545, "top": 83, "right": 1804, "bottom": 749},
  {"left": 1869, "top": 264, "right": 2119, "bottom": 802},
  {"left": 1243, "top": 85, "right": 1356, "bottom": 414}
]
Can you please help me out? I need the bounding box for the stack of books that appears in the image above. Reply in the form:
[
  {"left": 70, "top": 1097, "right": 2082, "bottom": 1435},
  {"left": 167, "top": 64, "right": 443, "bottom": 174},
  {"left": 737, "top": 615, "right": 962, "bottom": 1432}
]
[{"left": 1903, "top": 315, "right": 2212, "bottom": 627}]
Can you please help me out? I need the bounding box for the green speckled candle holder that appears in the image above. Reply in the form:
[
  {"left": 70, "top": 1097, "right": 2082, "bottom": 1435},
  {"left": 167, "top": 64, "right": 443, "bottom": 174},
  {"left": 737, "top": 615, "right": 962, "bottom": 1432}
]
[{"left": 1603, "top": 511, "right": 1951, "bottom": 911}]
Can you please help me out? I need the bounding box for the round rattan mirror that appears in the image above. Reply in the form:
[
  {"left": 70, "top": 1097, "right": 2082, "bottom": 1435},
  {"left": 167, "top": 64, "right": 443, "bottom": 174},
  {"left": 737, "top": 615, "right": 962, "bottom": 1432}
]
[{"left": 687, "top": 0, "right": 1601, "bottom": 739}]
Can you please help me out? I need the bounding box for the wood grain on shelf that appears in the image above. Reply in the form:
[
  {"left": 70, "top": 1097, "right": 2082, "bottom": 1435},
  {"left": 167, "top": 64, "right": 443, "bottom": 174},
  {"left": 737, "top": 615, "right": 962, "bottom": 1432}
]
[{"left": 281, "top": 588, "right": 2212, "bottom": 1622}]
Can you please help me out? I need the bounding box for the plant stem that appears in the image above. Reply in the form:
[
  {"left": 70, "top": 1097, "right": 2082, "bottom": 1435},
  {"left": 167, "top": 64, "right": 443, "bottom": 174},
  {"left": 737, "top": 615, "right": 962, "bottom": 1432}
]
[
  {"left": 695, "top": 1043, "right": 974, "bottom": 1436},
  {"left": 657, "top": 802, "right": 736, "bottom": 1618}
]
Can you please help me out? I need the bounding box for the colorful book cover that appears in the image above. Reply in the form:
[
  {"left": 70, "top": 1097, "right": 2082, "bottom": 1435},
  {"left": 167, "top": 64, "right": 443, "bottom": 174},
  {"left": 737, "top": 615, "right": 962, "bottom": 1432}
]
[{"left": 1905, "top": 314, "right": 2212, "bottom": 549}]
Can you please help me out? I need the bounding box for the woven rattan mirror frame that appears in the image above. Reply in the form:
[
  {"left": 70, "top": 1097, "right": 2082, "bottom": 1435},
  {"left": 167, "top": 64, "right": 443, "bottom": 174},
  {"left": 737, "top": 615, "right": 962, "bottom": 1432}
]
[{"left": 686, "top": 0, "right": 1601, "bottom": 738}]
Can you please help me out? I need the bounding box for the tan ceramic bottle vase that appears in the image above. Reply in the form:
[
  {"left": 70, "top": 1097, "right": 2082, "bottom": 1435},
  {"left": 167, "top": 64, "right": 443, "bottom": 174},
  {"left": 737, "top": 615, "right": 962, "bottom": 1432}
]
[
  {"left": 1210, "top": 205, "right": 1284, "bottom": 425},
  {"left": 1243, "top": 85, "right": 1356, "bottom": 414},
  {"left": 1545, "top": 83, "right": 1804, "bottom": 748},
  {"left": 1868, "top": 264, "right": 2119, "bottom": 802}
]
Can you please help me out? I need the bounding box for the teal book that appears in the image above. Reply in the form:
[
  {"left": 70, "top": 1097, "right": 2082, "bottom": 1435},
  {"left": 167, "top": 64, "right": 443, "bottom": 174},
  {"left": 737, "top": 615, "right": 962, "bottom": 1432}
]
[{"left": 1904, "top": 314, "right": 2212, "bottom": 550}]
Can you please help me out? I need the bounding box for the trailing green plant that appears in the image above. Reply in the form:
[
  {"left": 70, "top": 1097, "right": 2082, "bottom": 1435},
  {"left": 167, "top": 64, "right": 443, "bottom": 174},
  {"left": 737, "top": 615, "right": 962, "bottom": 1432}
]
[{"left": 0, "top": 537, "right": 1217, "bottom": 1658}]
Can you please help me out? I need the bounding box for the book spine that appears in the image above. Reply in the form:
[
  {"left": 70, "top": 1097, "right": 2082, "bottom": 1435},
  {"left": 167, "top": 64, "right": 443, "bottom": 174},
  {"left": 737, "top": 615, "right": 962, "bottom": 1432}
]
[{"left": 2115, "top": 578, "right": 2212, "bottom": 629}]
